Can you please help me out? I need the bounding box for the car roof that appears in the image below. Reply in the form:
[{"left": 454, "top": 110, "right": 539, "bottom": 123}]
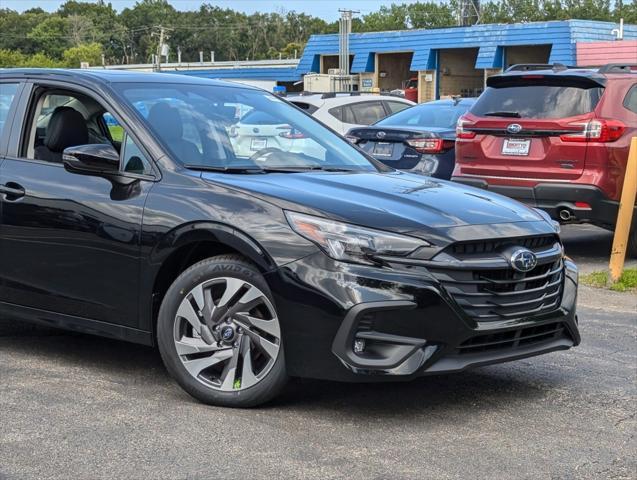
[
  {"left": 0, "top": 68, "right": 260, "bottom": 89},
  {"left": 289, "top": 94, "right": 414, "bottom": 108},
  {"left": 494, "top": 64, "right": 637, "bottom": 86},
  {"left": 419, "top": 98, "right": 477, "bottom": 106}
]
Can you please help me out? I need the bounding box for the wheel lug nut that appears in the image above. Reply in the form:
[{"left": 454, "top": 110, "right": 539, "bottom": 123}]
[
  {"left": 226, "top": 318, "right": 232, "bottom": 324},
  {"left": 213, "top": 325, "right": 219, "bottom": 331},
  {"left": 233, "top": 341, "right": 239, "bottom": 348}
]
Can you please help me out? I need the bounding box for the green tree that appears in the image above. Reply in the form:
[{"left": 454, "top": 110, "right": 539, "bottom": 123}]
[
  {"left": 63, "top": 42, "right": 103, "bottom": 67},
  {"left": 27, "top": 15, "right": 71, "bottom": 59},
  {"left": 0, "top": 8, "right": 49, "bottom": 53},
  {"left": 0, "top": 49, "right": 26, "bottom": 67}
]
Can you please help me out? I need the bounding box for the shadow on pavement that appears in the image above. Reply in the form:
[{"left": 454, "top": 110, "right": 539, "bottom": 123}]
[
  {"left": 1, "top": 322, "right": 552, "bottom": 416},
  {"left": 560, "top": 224, "right": 613, "bottom": 260}
]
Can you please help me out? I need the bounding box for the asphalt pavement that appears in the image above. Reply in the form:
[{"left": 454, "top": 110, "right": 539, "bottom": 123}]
[{"left": 0, "top": 225, "right": 635, "bottom": 480}]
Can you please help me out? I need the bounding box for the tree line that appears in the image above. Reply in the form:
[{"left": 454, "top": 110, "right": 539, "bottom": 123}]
[{"left": 0, "top": 0, "right": 634, "bottom": 68}]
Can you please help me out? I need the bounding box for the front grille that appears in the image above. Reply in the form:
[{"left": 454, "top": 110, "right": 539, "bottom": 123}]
[
  {"left": 429, "top": 236, "right": 564, "bottom": 322},
  {"left": 457, "top": 322, "right": 567, "bottom": 355},
  {"left": 451, "top": 235, "right": 558, "bottom": 256}
]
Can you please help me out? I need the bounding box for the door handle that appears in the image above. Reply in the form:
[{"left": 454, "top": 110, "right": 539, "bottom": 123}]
[{"left": 0, "top": 183, "right": 26, "bottom": 200}]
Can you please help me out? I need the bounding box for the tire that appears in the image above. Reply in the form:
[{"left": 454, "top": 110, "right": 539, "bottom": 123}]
[{"left": 157, "top": 254, "right": 287, "bottom": 408}]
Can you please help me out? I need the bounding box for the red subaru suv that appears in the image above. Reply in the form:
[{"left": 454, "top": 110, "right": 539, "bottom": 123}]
[{"left": 453, "top": 63, "right": 637, "bottom": 255}]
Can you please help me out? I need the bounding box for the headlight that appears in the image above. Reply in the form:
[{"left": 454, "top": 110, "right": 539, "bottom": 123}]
[{"left": 285, "top": 211, "right": 428, "bottom": 264}]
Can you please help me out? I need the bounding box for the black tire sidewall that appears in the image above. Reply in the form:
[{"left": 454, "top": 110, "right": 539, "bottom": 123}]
[{"left": 157, "top": 256, "right": 287, "bottom": 408}]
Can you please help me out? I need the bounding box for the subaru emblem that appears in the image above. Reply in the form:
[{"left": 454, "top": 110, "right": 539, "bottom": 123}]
[
  {"left": 507, "top": 123, "right": 523, "bottom": 134},
  {"left": 376, "top": 131, "right": 386, "bottom": 139},
  {"left": 221, "top": 326, "right": 235, "bottom": 341},
  {"left": 510, "top": 248, "right": 538, "bottom": 273}
]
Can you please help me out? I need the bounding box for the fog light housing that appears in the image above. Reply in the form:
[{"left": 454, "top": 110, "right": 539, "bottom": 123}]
[{"left": 353, "top": 338, "right": 366, "bottom": 354}]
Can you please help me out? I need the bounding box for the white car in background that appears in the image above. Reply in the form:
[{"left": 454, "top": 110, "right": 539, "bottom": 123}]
[
  {"left": 229, "top": 109, "right": 326, "bottom": 160},
  {"left": 288, "top": 93, "right": 415, "bottom": 134}
]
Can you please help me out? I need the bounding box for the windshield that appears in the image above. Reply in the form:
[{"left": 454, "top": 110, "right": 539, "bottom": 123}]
[
  {"left": 115, "top": 82, "right": 378, "bottom": 172},
  {"left": 376, "top": 103, "right": 470, "bottom": 129}
]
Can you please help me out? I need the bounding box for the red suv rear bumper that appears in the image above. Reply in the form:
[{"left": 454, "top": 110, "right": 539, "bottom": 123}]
[{"left": 452, "top": 177, "right": 636, "bottom": 230}]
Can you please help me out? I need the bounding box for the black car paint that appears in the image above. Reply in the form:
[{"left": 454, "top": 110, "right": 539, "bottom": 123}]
[{"left": 0, "top": 70, "right": 579, "bottom": 382}]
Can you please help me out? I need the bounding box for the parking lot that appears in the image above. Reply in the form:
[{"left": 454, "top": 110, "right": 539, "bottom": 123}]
[{"left": 0, "top": 225, "right": 634, "bottom": 480}]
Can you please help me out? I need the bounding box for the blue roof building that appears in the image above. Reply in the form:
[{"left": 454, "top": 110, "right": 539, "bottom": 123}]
[
  {"left": 296, "top": 20, "right": 636, "bottom": 101},
  {"left": 166, "top": 20, "right": 634, "bottom": 101}
]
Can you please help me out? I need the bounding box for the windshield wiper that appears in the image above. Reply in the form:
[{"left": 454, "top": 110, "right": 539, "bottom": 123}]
[
  {"left": 184, "top": 165, "right": 264, "bottom": 173},
  {"left": 482, "top": 111, "right": 522, "bottom": 118},
  {"left": 185, "top": 165, "right": 359, "bottom": 174}
]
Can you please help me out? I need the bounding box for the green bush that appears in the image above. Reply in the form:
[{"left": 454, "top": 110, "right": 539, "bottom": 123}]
[{"left": 62, "top": 42, "right": 102, "bottom": 68}]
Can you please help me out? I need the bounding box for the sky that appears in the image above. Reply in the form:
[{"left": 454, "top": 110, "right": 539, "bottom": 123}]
[{"left": 1, "top": 0, "right": 424, "bottom": 21}]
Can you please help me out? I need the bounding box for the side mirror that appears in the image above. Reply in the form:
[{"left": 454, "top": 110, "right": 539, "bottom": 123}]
[{"left": 63, "top": 144, "right": 120, "bottom": 176}]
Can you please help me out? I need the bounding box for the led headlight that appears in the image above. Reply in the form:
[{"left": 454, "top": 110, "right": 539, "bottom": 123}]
[{"left": 285, "top": 211, "right": 428, "bottom": 264}]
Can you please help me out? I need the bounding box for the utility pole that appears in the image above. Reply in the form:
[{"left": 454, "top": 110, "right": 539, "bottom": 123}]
[
  {"left": 153, "top": 25, "right": 172, "bottom": 71},
  {"left": 338, "top": 9, "right": 359, "bottom": 92},
  {"left": 457, "top": 0, "right": 480, "bottom": 26}
]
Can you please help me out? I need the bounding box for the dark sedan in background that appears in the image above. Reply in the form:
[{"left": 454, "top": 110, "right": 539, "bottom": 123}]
[{"left": 347, "top": 98, "right": 476, "bottom": 179}]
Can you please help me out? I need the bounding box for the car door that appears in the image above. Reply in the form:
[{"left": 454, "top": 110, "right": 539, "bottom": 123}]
[{"left": 0, "top": 81, "right": 157, "bottom": 329}]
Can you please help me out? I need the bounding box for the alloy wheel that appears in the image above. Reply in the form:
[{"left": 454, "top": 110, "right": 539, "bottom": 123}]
[{"left": 173, "top": 277, "right": 281, "bottom": 392}]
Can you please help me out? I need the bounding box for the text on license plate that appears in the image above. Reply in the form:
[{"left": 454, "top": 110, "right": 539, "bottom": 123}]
[
  {"left": 250, "top": 138, "right": 267, "bottom": 151},
  {"left": 502, "top": 138, "right": 530, "bottom": 156},
  {"left": 373, "top": 142, "right": 394, "bottom": 157}
]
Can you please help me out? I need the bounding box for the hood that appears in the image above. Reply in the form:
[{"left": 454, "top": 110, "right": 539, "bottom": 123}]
[{"left": 202, "top": 170, "right": 545, "bottom": 236}]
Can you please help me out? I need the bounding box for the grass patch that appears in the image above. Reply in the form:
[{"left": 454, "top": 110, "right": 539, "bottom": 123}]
[
  {"left": 108, "top": 125, "right": 124, "bottom": 142},
  {"left": 581, "top": 268, "right": 637, "bottom": 292}
]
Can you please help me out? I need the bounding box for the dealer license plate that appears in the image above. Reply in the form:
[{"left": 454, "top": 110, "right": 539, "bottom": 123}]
[{"left": 502, "top": 138, "right": 530, "bottom": 156}]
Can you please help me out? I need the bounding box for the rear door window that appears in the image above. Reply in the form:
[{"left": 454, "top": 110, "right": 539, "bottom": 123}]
[
  {"left": 350, "top": 101, "right": 386, "bottom": 125},
  {"left": 623, "top": 84, "right": 637, "bottom": 114},
  {"left": 0, "top": 83, "right": 20, "bottom": 139},
  {"left": 328, "top": 105, "right": 356, "bottom": 124},
  {"left": 471, "top": 82, "right": 604, "bottom": 119},
  {"left": 385, "top": 101, "right": 411, "bottom": 114}
]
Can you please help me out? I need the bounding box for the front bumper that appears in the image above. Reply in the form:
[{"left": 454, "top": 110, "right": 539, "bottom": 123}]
[
  {"left": 266, "top": 251, "right": 579, "bottom": 382},
  {"left": 451, "top": 178, "right": 635, "bottom": 230}
]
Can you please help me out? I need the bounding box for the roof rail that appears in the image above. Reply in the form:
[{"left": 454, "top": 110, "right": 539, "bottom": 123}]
[
  {"left": 598, "top": 63, "right": 637, "bottom": 74},
  {"left": 290, "top": 91, "right": 369, "bottom": 98},
  {"left": 505, "top": 63, "right": 572, "bottom": 72}
]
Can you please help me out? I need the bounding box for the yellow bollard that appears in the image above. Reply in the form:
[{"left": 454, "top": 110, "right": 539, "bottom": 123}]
[{"left": 609, "top": 135, "right": 637, "bottom": 283}]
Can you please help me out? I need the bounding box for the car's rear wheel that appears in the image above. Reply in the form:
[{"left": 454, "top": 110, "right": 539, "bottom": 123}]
[{"left": 157, "top": 255, "right": 287, "bottom": 407}]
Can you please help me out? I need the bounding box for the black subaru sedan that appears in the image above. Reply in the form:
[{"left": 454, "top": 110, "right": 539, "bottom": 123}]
[{"left": 0, "top": 70, "right": 579, "bottom": 407}]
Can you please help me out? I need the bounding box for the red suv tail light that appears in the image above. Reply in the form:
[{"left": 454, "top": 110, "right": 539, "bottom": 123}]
[
  {"left": 560, "top": 119, "right": 625, "bottom": 143},
  {"left": 456, "top": 116, "right": 476, "bottom": 139}
]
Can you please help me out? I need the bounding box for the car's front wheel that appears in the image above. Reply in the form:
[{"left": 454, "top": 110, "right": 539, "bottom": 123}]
[{"left": 157, "top": 255, "right": 287, "bottom": 407}]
